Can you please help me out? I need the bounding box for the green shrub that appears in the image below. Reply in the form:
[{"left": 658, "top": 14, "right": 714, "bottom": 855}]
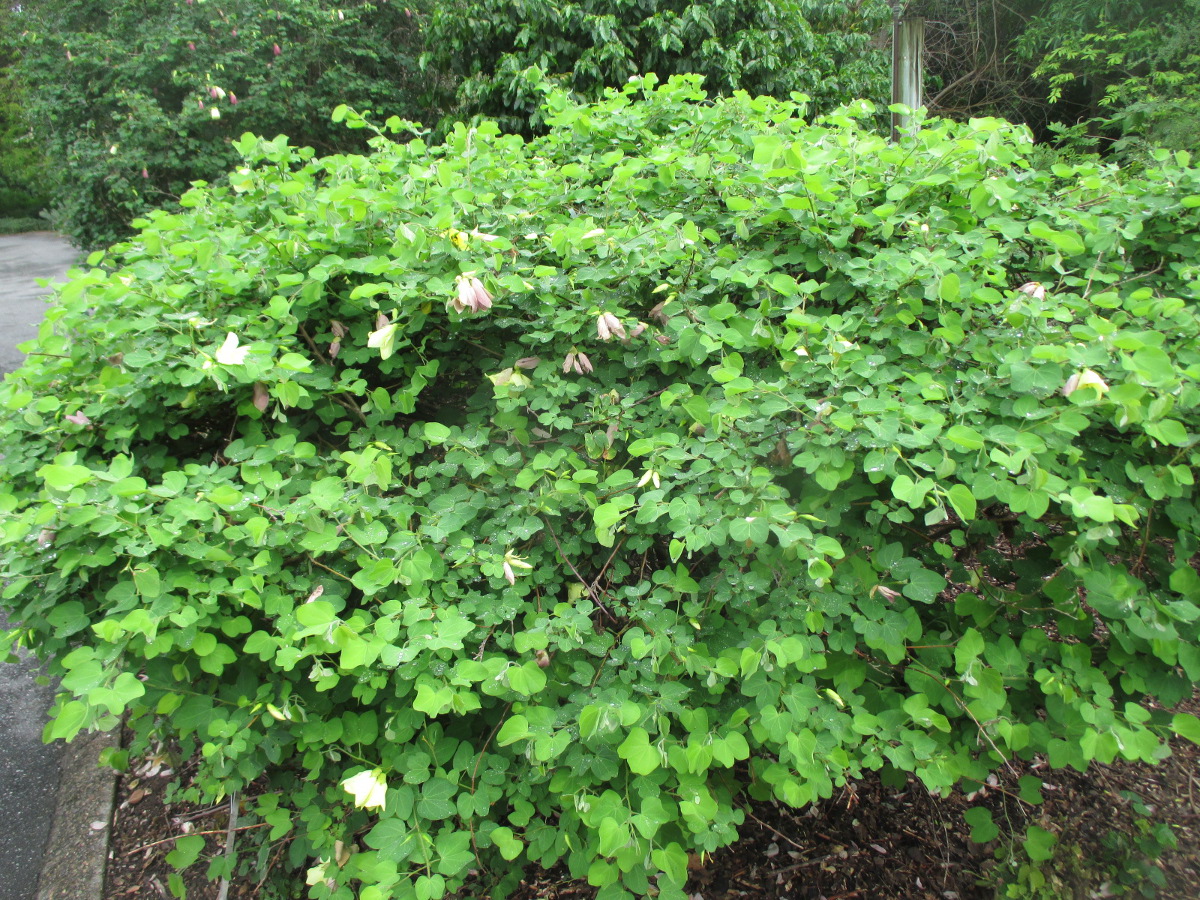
[
  {"left": 0, "top": 216, "right": 49, "bottom": 235},
  {"left": 2, "top": 77, "right": 1200, "bottom": 899}
]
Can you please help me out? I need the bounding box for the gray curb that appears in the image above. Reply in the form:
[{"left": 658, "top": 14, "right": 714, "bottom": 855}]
[{"left": 36, "top": 730, "right": 119, "bottom": 900}]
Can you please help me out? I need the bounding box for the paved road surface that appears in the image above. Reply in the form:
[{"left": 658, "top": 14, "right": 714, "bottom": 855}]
[{"left": 0, "top": 232, "right": 82, "bottom": 900}]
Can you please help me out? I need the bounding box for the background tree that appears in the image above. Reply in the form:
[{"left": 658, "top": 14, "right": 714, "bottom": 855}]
[
  {"left": 0, "top": 2, "right": 50, "bottom": 221},
  {"left": 914, "top": 0, "right": 1200, "bottom": 159},
  {"left": 420, "top": 0, "right": 893, "bottom": 134},
  {"left": 14, "top": 0, "right": 431, "bottom": 249}
]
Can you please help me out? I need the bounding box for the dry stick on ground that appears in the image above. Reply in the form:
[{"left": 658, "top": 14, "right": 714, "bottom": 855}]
[{"left": 123, "top": 822, "right": 269, "bottom": 856}]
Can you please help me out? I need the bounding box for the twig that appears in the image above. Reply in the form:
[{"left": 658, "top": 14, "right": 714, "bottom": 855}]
[
  {"left": 307, "top": 555, "right": 354, "bottom": 582},
  {"left": 215, "top": 791, "right": 239, "bottom": 900},
  {"left": 541, "top": 518, "right": 618, "bottom": 621},
  {"left": 124, "top": 822, "right": 268, "bottom": 855}
]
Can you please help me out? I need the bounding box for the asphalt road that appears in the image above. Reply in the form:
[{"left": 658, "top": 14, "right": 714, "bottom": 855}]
[{"left": 0, "top": 231, "right": 82, "bottom": 900}]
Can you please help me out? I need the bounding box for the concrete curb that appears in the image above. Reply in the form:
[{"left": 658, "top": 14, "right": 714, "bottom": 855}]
[{"left": 36, "top": 729, "right": 119, "bottom": 900}]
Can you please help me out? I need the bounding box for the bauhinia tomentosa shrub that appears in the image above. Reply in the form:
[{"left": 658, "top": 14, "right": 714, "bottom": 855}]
[{"left": 2, "top": 76, "right": 1199, "bottom": 899}]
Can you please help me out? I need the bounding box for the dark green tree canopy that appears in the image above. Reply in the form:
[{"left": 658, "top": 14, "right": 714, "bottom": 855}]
[
  {"left": 421, "top": 0, "right": 892, "bottom": 133},
  {"left": 13, "top": 0, "right": 429, "bottom": 248}
]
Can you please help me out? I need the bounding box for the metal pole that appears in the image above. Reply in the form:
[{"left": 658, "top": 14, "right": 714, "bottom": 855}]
[{"left": 891, "top": 10, "right": 924, "bottom": 141}]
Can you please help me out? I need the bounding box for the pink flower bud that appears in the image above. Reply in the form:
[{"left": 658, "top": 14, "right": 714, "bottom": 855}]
[
  {"left": 375, "top": 311, "right": 389, "bottom": 331},
  {"left": 252, "top": 382, "right": 269, "bottom": 412},
  {"left": 329, "top": 340, "right": 341, "bottom": 359},
  {"left": 273, "top": 43, "right": 282, "bottom": 56},
  {"left": 66, "top": 49, "right": 73, "bottom": 61},
  {"left": 469, "top": 278, "right": 492, "bottom": 311},
  {"left": 232, "top": 28, "right": 238, "bottom": 36},
  {"left": 629, "top": 322, "right": 646, "bottom": 340},
  {"left": 452, "top": 276, "right": 474, "bottom": 313},
  {"left": 601, "top": 312, "right": 625, "bottom": 340},
  {"left": 65, "top": 412, "right": 91, "bottom": 426},
  {"left": 229, "top": 92, "right": 238, "bottom": 105},
  {"left": 188, "top": 41, "right": 196, "bottom": 51},
  {"left": 141, "top": 168, "right": 149, "bottom": 178}
]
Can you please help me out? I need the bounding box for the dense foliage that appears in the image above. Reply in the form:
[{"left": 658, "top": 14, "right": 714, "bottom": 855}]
[
  {"left": 3, "top": 78, "right": 1200, "bottom": 899},
  {"left": 420, "top": 0, "right": 891, "bottom": 133},
  {"left": 11, "top": 0, "right": 428, "bottom": 249},
  {"left": 0, "top": 5, "right": 49, "bottom": 218}
]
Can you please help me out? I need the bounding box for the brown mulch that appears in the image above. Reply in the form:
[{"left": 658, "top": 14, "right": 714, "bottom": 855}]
[{"left": 103, "top": 703, "right": 1200, "bottom": 900}]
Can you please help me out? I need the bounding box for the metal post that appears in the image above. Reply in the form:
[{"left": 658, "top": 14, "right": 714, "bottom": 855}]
[{"left": 891, "top": 12, "right": 924, "bottom": 141}]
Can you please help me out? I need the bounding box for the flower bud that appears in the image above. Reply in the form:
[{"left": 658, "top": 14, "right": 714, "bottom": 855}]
[
  {"left": 141, "top": 168, "right": 149, "bottom": 179},
  {"left": 562, "top": 352, "right": 576, "bottom": 374},
  {"left": 515, "top": 357, "right": 540, "bottom": 370},
  {"left": 188, "top": 41, "right": 196, "bottom": 51},
  {"left": 253, "top": 382, "right": 269, "bottom": 412},
  {"left": 575, "top": 352, "right": 593, "bottom": 374},
  {"left": 503, "top": 560, "right": 516, "bottom": 586},
  {"left": 273, "top": 43, "right": 282, "bottom": 56},
  {"left": 1062, "top": 369, "right": 1108, "bottom": 398},
  {"left": 596, "top": 314, "right": 611, "bottom": 341},
  {"left": 229, "top": 92, "right": 239, "bottom": 105},
  {"left": 469, "top": 278, "right": 492, "bottom": 311},
  {"left": 210, "top": 107, "right": 221, "bottom": 120},
  {"left": 602, "top": 312, "right": 626, "bottom": 340},
  {"left": 629, "top": 322, "right": 646, "bottom": 340},
  {"left": 1018, "top": 281, "right": 1046, "bottom": 300},
  {"left": 451, "top": 277, "right": 472, "bottom": 313}
]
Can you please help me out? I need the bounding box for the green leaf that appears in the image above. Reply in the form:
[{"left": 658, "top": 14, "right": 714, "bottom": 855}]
[
  {"left": 946, "top": 483, "right": 977, "bottom": 521},
  {"left": 166, "top": 834, "right": 206, "bottom": 869},
  {"left": 1023, "top": 825, "right": 1057, "bottom": 862},
  {"left": 938, "top": 273, "right": 960, "bottom": 303},
  {"left": 39, "top": 463, "right": 93, "bottom": 491},
  {"left": 943, "top": 425, "right": 984, "bottom": 451},
  {"left": 1171, "top": 713, "right": 1200, "bottom": 745},
  {"left": 496, "top": 714, "right": 531, "bottom": 746},
  {"left": 617, "top": 727, "right": 660, "bottom": 775},
  {"left": 964, "top": 807, "right": 998, "bottom": 843},
  {"left": 903, "top": 568, "right": 947, "bottom": 604}
]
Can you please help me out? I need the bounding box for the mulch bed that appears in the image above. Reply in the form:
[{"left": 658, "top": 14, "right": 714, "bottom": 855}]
[{"left": 103, "top": 701, "right": 1200, "bottom": 900}]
